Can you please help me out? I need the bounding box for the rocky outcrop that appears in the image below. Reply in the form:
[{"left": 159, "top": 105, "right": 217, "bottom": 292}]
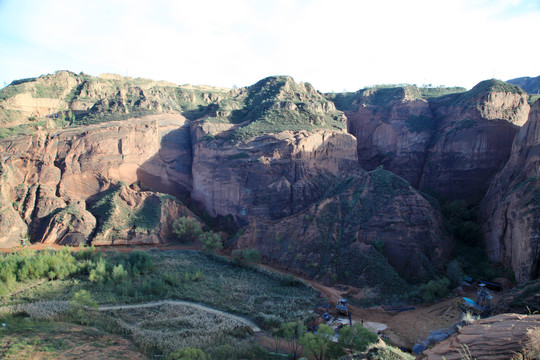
[
  {"left": 0, "top": 70, "right": 231, "bottom": 126},
  {"left": 190, "top": 76, "right": 358, "bottom": 224},
  {"left": 423, "top": 313, "right": 540, "bottom": 360},
  {"left": 90, "top": 184, "right": 196, "bottom": 246},
  {"left": 481, "top": 100, "right": 540, "bottom": 281},
  {"left": 341, "top": 80, "right": 530, "bottom": 203},
  {"left": 345, "top": 86, "right": 435, "bottom": 187},
  {"left": 191, "top": 129, "right": 358, "bottom": 224},
  {"left": 420, "top": 80, "right": 529, "bottom": 203},
  {"left": 0, "top": 114, "right": 195, "bottom": 245},
  {"left": 235, "top": 168, "right": 451, "bottom": 286}
]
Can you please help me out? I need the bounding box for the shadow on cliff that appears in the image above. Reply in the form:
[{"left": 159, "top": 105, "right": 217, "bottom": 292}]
[{"left": 135, "top": 124, "right": 192, "bottom": 202}]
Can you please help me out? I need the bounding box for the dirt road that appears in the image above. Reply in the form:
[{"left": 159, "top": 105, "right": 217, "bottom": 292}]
[{"left": 98, "top": 300, "right": 261, "bottom": 332}]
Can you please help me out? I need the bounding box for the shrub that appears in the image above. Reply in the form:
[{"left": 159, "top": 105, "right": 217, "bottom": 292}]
[
  {"left": 173, "top": 217, "right": 203, "bottom": 243},
  {"left": 419, "top": 277, "right": 450, "bottom": 303},
  {"left": 89, "top": 258, "right": 108, "bottom": 284},
  {"left": 111, "top": 264, "right": 129, "bottom": 283},
  {"left": 338, "top": 323, "right": 378, "bottom": 352},
  {"left": 232, "top": 249, "right": 261, "bottom": 265},
  {"left": 168, "top": 348, "right": 207, "bottom": 360},
  {"left": 446, "top": 260, "right": 464, "bottom": 287},
  {"left": 299, "top": 324, "right": 335, "bottom": 360},
  {"left": 128, "top": 250, "right": 155, "bottom": 275},
  {"left": 68, "top": 290, "right": 97, "bottom": 324},
  {"left": 199, "top": 232, "right": 223, "bottom": 254}
]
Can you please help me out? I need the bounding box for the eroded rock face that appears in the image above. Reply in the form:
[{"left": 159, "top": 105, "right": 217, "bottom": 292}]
[
  {"left": 191, "top": 128, "right": 358, "bottom": 224},
  {"left": 342, "top": 80, "right": 530, "bottom": 203},
  {"left": 236, "top": 169, "right": 451, "bottom": 285},
  {"left": 481, "top": 101, "right": 540, "bottom": 282},
  {"left": 423, "top": 313, "right": 540, "bottom": 360},
  {"left": 420, "top": 80, "right": 529, "bottom": 203},
  {"left": 0, "top": 114, "right": 194, "bottom": 245},
  {"left": 346, "top": 87, "right": 434, "bottom": 187}
]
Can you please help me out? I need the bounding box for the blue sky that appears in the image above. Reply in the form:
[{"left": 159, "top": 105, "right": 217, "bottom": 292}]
[{"left": 0, "top": 0, "right": 539, "bottom": 92}]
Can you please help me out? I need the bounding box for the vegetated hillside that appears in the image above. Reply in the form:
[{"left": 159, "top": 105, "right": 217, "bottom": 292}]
[
  {"left": 337, "top": 79, "right": 530, "bottom": 204},
  {"left": 507, "top": 75, "right": 540, "bottom": 95},
  {"left": 0, "top": 70, "right": 231, "bottom": 136},
  {"left": 190, "top": 75, "right": 358, "bottom": 224},
  {"left": 0, "top": 70, "right": 536, "bottom": 289},
  {"left": 236, "top": 169, "right": 451, "bottom": 297}
]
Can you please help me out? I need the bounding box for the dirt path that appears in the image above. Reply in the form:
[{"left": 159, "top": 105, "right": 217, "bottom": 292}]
[
  {"left": 98, "top": 300, "right": 261, "bottom": 332},
  {"left": 0, "top": 244, "right": 484, "bottom": 349}
]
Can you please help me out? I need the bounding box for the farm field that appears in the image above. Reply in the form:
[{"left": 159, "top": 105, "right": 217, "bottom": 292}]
[{"left": 0, "top": 248, "right": 321, "bottom": 359}]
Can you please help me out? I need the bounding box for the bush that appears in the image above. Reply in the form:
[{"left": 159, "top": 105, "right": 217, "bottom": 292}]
[
  {"left": 338, "top": 323, "right": 378, "bottom": 352},
  {"left": 446, "top": 260, "right": 464, "bottom": 287},
  {"left": 299, "top": 324, "right": 336, "bottom": 360},
  {"left": 232, "top": 249, "right": 261, "bottom": 265},
  {"left": 168, "top": 347, "right": 207, "bottom": 360},
  {"left": 68, "top": 290, "right": 98, "bottom": 324},
  {"left": 173, "top": 217, "right": 203, "bottom": 243},
  {"left": 199, "top": 232, "right": 223, "bottom": 254},
  {"left": 419, "top": 277, "right": 450, "bottom": 303}
]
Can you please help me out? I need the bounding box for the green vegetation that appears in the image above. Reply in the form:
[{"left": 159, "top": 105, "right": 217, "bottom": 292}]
[
  {"left": 232, "top": 248, "right": 261, "bottom": 265},
  {"left": 418, "top": 277, "right": 450, "bottom": 303},
  {"left": 436, "top": 79, "right": 525, "bottom": 107},
  {"left": 168, "top": 347, "right": 208, "bottom": 360},
  {"left": 199, "top": 231, "right": 223, "bottom": 254},
  {"left": 337, "top": 323, "right": 379, "bottom": 352},
  {"left": 510, "top": 279, "right": 540, "bottom": 311},
  {"left": 529, "top": 94, "right": 540, "bottom": 105},
  {"left": 441, "top": 200, "right": 514, "bottom": 281},
  {"left": 1, "top": 248, "right": 319, "bottom": 358},
  {"left": 197, "top": 76, "right": 346, "bottom": 141},
  {"left": 369, "top": 167, "right": 411, "bottom": 197},
  {"left": 89, "top": 184, "right": 164, "bottom": 238},
  {"left": 172, "top": 217, "right": 204, "bottom": 243},
  {"left": 0, "top": 316, "right": 143, "bottom": 359},
  {"left": 299, "top": 324, "right": 337, "bottom": 360},
  {"left": 419, "top": 86, "right": 467, "bottom": 98},
  {"left": 326, "top": 85, "right": 466, "bottom": 113}
]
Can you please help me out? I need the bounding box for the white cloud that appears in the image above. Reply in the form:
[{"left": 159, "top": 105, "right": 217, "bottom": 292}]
[{"left": 0, "top": 0, "right": 538, "bottom": 91}]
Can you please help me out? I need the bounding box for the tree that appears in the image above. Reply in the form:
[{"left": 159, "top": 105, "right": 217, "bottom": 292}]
[
  {"left": 199, "top": 231, "right": 223, "bottom": 254},
  {"left": 338, "top": 323, "right": 378, "bottom": 352},
  {"left": 69, "top": 290, "right": 98, "bottom": 324},
  {"left": 232, "top": 249, "right": 261, "bottom": 265},
  {"left": 276, "top": 321, "right": 307, "bottom": 359},
  {"left": 172, "top": 217, "right": 203, "bottom": 243},
  {"left": 299, "top": 324, "right": 334, "bottom": 360},
  {"left": 168, "top": 347, "right": 207, "bottom": 360}
]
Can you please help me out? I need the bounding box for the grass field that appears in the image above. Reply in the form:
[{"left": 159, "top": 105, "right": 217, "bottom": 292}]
[{"left": 0, "top": 249, "right": 321, "bottom": 359}]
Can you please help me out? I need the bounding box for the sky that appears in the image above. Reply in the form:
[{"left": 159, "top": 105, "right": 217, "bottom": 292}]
[{"left": 0, "top": 0, "right": 539, "bottom": 93}]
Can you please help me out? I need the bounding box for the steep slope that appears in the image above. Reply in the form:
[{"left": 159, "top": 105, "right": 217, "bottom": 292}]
[
  {"left": 190, "top": 76, "right": 358, "bottom": 224},
  {"left": 507, "top": 75, "right": 540, "bottom": 95},
  {"left": 0, "top": 114, "right": 196, "bottom": 245},
  {"left": 338, "top": 80, "right": 530, "bottom": 203},
  {"left": 0, "top": 70, "right": 232, "bottom": 130},
  {"left": 339, "top": 86, "right": 437, "bottom": 187},
  {"left": 420, "top": 79, "right": 530, "bottom": 203},
  {"left": 235, "top": 168, "right": 451, "bottom": 289},
  {"left": 481, "top": 100, "right": 540, "bottom": 282}
]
